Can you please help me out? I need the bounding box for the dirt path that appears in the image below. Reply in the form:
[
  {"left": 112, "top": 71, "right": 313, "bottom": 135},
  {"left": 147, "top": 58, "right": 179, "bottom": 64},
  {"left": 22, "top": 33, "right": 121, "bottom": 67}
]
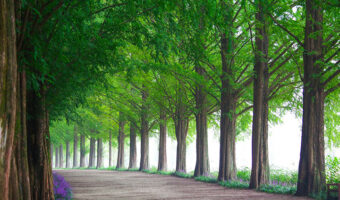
[{"left": 55, "top": 169, "right": 311, "bottom": 200}]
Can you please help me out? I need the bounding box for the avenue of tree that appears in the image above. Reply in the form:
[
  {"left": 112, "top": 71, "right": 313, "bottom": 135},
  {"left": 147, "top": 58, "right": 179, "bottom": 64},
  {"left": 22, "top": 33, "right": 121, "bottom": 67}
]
[{"left": 0, "top": 0, "right": 339, "bottom": 200}]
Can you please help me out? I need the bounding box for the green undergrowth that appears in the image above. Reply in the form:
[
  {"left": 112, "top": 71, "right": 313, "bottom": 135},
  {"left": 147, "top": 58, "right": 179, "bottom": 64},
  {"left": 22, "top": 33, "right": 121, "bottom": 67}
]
[
  {"left": 142, "top": 167, "right": 173, "bottom": 175},
  {"left": 173, "top": 171, "right": 193, "bottom": 178},
  {"left": 219, "top": 180, "right": 249, "bottom": 189},
  {"left": 194, "top": 176, "right": 218, "bottom": 183},
  {"left": 259, "top": 184, "right": 296, "bottom": 195}
]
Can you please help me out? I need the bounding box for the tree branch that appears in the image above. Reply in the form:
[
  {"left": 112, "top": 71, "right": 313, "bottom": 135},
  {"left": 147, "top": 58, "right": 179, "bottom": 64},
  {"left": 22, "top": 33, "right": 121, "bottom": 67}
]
[
  {"left": 322, "top": 69, "right": 340, "bottom": 86},
  {"left": 269, "top": 14, "right": 303, "bottom": 47},
  {"left": 325, "top": 82, "right": 340, "bottom": 97},
  {"left": 91, "top": 2, "right": 127, "bottom": 15}
]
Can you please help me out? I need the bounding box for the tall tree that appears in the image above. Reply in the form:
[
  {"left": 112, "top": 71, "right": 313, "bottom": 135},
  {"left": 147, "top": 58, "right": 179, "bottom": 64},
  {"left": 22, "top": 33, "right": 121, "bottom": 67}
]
[
  {"left": 250, "top": 0, "right": 270, "bottom": 189},
  {"left": 158, "top": 110, "right": 167, "bottom": 171},
  {"left": 96, "top": 138, "right": 103, "bottom": 169},
  {"left": 0, "top": 0, "right": 18, "bottom": 198},
  {"left": 80, "top": 135, "right": 86, "bottom": 168},
  {"left": 73, "top": 126, "right": 78, "bottom": 168},
  {"left": 66, "top": 141, "right": 71, "bottom": 168},
  {"left": 296, "top": 0, "right": 326, "bottom": 195},
  {"left": 129, "top": 123, "right": 137, "bottom": 169},
  {"left": 109, "top": 130, "right": 113, "bottom": 167},
  {"left": 140, "top": 85, "right": 150, "bottom": 170},
  {"left": 117, "top": 113, "right": 125, "bottom": 169},
  {"left": 88, "top": 138, "right": 96, "bottom": 168},
  {"left": 218, "top": 0, "right": 237, "bottom": 181}
]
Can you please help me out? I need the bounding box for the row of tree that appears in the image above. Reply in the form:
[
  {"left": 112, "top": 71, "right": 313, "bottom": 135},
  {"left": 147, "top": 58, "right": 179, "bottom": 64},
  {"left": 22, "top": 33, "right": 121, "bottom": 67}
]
[{"left": 0, "top": 0, "right": 338, "bottom": 199}]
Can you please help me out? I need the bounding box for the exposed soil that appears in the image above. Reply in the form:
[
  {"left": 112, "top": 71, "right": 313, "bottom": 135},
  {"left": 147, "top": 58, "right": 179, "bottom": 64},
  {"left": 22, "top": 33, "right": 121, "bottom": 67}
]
[{"left": 55, "top": 169, "right": 312, "bottom": 200}]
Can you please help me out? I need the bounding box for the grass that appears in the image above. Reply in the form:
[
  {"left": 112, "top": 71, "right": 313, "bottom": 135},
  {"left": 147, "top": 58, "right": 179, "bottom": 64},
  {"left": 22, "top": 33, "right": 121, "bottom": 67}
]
[
  {"left": 259, "top": 184, "right": 296, "bottom": 195},
  {"left": 194, "top": 176, "right": 217, "bottom": 183},
  {"left": 173, "top": 171, "right": 193, "bottom": 178},
  {"left": 219, "top": 180, "right": 249, "bottom": 189}
]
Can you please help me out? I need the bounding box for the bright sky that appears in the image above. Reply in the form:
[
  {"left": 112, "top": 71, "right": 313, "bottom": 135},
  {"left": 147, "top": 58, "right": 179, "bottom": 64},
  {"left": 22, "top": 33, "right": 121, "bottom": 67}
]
[{"left": 102, "top": 112, "right": 339, "bottom": 172}]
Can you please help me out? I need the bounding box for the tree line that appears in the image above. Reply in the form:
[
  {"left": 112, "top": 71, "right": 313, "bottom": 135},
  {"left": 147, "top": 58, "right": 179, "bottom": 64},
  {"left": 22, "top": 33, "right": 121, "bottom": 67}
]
[{"left": 0, "top": 0, "right": 339, "bottom": 200}]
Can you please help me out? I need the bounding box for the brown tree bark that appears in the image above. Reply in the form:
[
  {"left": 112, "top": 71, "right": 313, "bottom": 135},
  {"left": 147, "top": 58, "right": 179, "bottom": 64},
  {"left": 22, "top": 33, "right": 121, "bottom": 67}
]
[
  {"left": 66, "top": 141, "right": 70, "bottom": 168},
  {"left": 109, "top": 130, "right": 112, "bottom": 167},
  {"left": 50, "top": 144, "right": 53, "bottom": 168},
  {"left": 18, "top": 71, "right": 31, "bottom": 200},
  {"left": 88, "top": 137, "right": 96, "bottom": 168},
  {"left": 80, "top": 135, "right": 85, "bottom": 167},
  {"left": 218, "top": 0, "right": 237, "bottom": 182},
  {"left": 129, "top": 123, "right": 137, "bottom": 169},
  {"left": 174, "top": 100, "right": 189, "bottom": 173},
  {"left": 140, "top": 87, "right": 149, "bottom": 171},
  {"left": 296, "top": 0, "right": 325, "bottom": 196},
  {"left": 59, "top": 144, "right": 63, "bottom": 168},
  {"left": 27, "top": 90, "right": 54, "bottom": 200},
  {"left": 194, "top": 65, "right": 210, "bottom": 177},
  {"left": 0, "top": 0, "right": 18, "bottom": 198},
  {"left": 96, "top": 138, "right": 103, "bottom": 169},
  {"left": 73, "top": 126, "right": 78, "bottom": 168},
  {"left": 55, "top": 147, "right": 59, "bottom": 168},
  {"left": 158, "top": 110, "right": 167, "bottom": 171},
  {"left": 250, "top": 0, "right": 269, "bottom": 189},
  {"left": 117, "top": 115, "right": 125, "bottom": 169}
]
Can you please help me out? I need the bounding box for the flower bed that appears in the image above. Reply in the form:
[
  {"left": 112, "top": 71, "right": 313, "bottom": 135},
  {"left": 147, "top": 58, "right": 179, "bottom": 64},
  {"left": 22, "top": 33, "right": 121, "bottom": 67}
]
[{"left": 53, "top": 172, "right": 72, "bottom": 200}]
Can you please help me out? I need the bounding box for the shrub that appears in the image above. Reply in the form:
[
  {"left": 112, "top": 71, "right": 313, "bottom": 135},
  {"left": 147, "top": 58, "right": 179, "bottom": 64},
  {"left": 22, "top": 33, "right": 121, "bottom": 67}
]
[
  {"left": 259, "top": 184, "right": 296, "bottom": 195},
  {"left": 326, "top": 155, "right": 340, "bottom": 184},
  {"left": 195, "top": 176, "right": 218, "bottom": 183},
  {"left": 219, "top": 180, "right": 249, "bottom": 189},
  {"left": 173, "top": 171, "right": 193, "bottom": 178},
  {"left": 237, "top": 168, "right": 251, "bottom": 181},
  {"left": 53, "top": 172, "right": 72, "bottom": 200}
]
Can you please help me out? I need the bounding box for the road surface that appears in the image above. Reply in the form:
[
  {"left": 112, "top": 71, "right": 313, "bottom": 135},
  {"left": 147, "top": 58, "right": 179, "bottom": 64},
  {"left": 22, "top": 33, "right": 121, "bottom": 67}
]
[{"left": 55, "top": 169, "right": 311, "bottom": 200}]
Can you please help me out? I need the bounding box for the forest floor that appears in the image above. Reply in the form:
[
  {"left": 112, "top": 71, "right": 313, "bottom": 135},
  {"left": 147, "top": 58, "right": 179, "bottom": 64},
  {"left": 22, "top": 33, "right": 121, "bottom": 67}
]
[{"left": 55, "top": 169, "right": 312, "bottom": 200}]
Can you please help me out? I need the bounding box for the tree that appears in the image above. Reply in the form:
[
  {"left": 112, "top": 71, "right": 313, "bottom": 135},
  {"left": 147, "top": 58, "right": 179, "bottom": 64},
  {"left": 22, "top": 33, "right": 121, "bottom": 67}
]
[{"left": 250, "top": 0, "right": 270, "bottom": 189}]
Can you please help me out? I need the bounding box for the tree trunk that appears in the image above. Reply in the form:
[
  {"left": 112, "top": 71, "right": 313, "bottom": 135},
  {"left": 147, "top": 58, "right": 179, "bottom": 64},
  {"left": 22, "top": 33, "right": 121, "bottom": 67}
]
[
  {"left": 8, "top": 70, "right": 32, "bottom": 200},
  {"left": 250, "top": 0, "right": 269, "bottom": 189},
  {"left": 0, "top": 0, "right": 18, "bottom": 198},
  {"left": 296, "top": 0, "right": 325, "bottom": 196},
  {"left": 66, "top": 141, "right": 70, "bottom": 168},
  {"left": 117, "top": 116, "right": 125, "bottom": 169},
  {"left": 80, "top": 135, "right": 85, "bottom": 167},
  {"left": 73, "top": 126, "right": 78, "bottom": 168},
  {"left": 59, "top": 144, "right": 63, "bottom": 168},
  {"left": 27, "top": 90, "right": 54, "bottom": 199},
  {"left": 96, "top": 138, "right": 103, "bottom": 169},
  {"left": 158, "top": 111, "right": 167, "bottom": 171},
  {"left": 218, "top": 0, "right": 237, "bottom": 182},
  {"left": 55, "top": 147, "right": 59, "bottom": 168},
  {"left": 50, "top": 144, "right": 53, "bottom": 168},
  {"left": 129, "top": 123, "right": 137, "bottom": 169},
  {"left": 259, "top": 72, "right": 270, "bottom": 184},
  {"left": 88, "top": 137, "right": 96, "bottom": 168},
  {"left": 174, "top": 109, "right": 189, "bottom": 173},
  {"left": 194, "top": 65, "right": 210, "bottom": 177},
  {"left": 18, "top": 71, "right": 31, "bottom": 200},
  {"left": 140, "top": 87, "right": 149, "bottom": 171},
  {"left": 109, "top": 130, "right": 112, "bottom": 167}
]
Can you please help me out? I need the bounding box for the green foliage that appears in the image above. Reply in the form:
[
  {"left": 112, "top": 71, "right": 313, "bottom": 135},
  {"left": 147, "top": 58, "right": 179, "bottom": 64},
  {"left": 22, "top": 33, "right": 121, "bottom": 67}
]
[
  {"left": 219, "top": 180, "right": 249, "bottom": 189},
  {"left": 326, "top": 156, "right": 340, "bottom": 184},
  {"left": 194, "top": 176, "right": 218, "bottom": 183},
  {"left": 259, "top": 184, "right": 296, "bottom": 195},
  {"left": 173, "top": 171, "right": 193, "bottom": 178},
  {"left": 236, "top": 168, "right": 251, "bottom": 181},
  {"left": 270, "top": 169, "right": 298, "bottom": 186}
]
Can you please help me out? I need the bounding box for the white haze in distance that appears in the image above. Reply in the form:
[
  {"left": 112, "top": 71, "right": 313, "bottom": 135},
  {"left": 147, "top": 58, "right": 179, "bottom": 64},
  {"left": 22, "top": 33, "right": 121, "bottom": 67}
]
[{"left": 90, "top": 112, "right": 340, "bottom": 172}]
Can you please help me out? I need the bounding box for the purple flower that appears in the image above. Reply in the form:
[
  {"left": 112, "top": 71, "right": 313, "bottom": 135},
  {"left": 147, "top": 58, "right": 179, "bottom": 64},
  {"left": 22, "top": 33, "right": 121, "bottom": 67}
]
[{"left": 53, "top": 172, "right": 72, "bottom": 200}]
